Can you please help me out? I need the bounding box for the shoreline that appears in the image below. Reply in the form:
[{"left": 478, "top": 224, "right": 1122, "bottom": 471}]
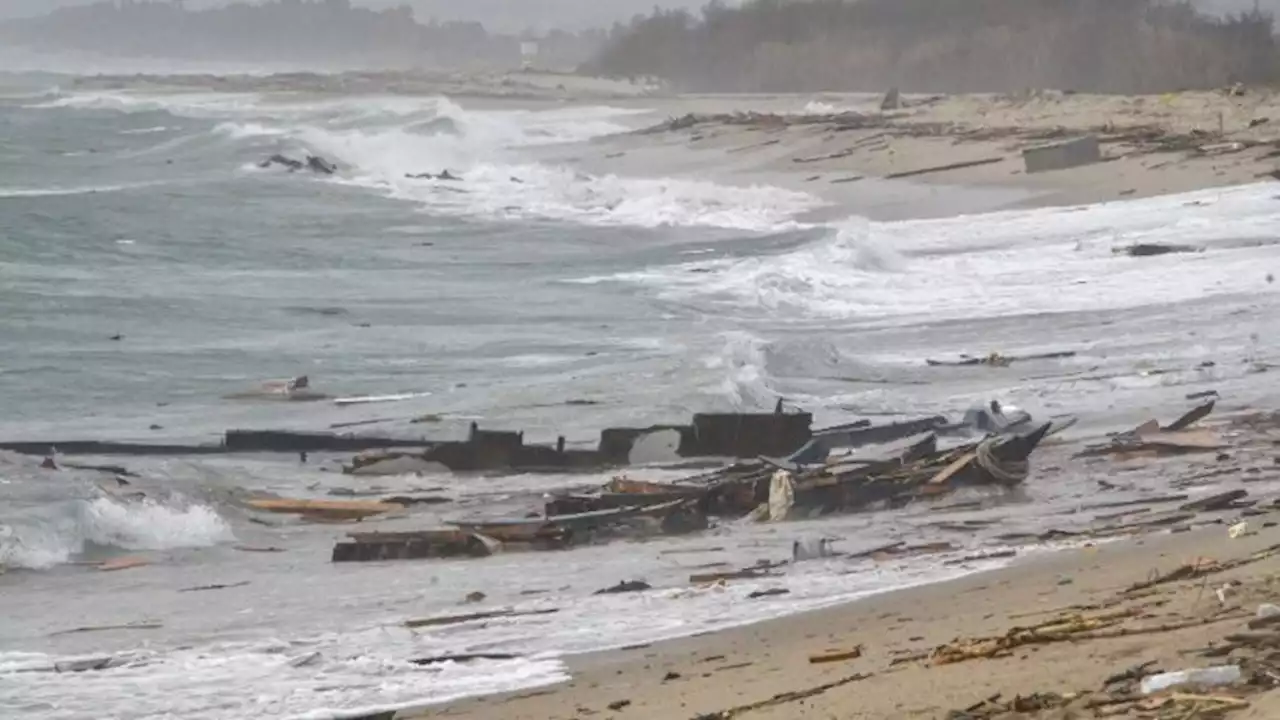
[
  {"left": 10, "top": 78, "right": 1280, "bottom": 719},
  {"left": 545, "top": 89, "right": 1280, "bottom": 220},
  {"left": 430, "top": 518, "right": 1280, "bottom": 720}
]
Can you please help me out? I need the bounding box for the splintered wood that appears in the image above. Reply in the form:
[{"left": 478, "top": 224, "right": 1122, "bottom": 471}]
[
  {"left": 929, "top": 609, "right": 1140, "bottom": 665},
  {"left": 948, "top": 692, "right": 1250, "bottom": 719},
  {"left": 938, "top": 539, "right": 1280, "bottom": 719}
]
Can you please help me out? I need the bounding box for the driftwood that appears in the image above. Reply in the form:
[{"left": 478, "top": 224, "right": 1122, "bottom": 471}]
[
  {"left": 884, "top": 156, "right": 1003, "bottom": 179},
  {"left": 246, "top": 497, "right": 398, "bottom": 521},
  {"left": 404, "top": 608, "right": 559, "bottom": 629}
]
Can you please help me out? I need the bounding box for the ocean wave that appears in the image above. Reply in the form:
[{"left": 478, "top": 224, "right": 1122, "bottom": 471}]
[
  {"left": 0, "top": 182, "right": 158, "bottom": 198},
  {"left": 119, "top": 125, "right": 171, "bottom": 135},
  {"left": 0, "top": 496, "right": 232, "bottom": 570},
  {"left": 27, "top": 90, "right": 267, "bottom": 117},
  {"left": 38, "top": 89, "right": 815, "bottom": 230},
  {"left": 705, "top": 330, "right": 776, "bottom": 409},
  {"left": 599, "top": 184, "right": 1280, "bottom": 322},
  {"left": 219, "top": 100, "right": 819, "bottom": 230}
]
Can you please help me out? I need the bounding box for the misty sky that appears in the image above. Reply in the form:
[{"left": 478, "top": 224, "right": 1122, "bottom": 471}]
[
  {"left": 0, "top": 0, "right": 712, "bottom": 32},
  {"left": 0, "top": 0, "right": 1274, "bottom": 32}
]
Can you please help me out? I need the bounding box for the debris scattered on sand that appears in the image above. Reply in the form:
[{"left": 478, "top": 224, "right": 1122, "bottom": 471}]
[
  {"left": 403, "top": 608, "right": 559, "bottom": 629},
  {"left": 97, "top": 556, "right": 149, "bottom": 572},
  {"left": 246, "top": 497, "right": 399, "bottom": 521},
  {"left": 51, "top": 621, "right": 163, "bottom": 636},
  {"left": 410, "top": 652, "right": 520, "bottom": 665},
  {"left": 178, "top": 581, "right": 251, "bottom": 593},
  {"left": 808, "top": 646, "right": 863, "bottom": 664}
]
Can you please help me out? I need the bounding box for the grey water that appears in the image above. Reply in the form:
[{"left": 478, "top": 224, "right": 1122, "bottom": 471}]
[{"left": 3, "top": 72, "right": 1280, "bottom": 718}]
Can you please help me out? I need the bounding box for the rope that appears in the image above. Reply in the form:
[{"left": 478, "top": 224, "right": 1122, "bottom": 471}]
[{"left": 974, "top": 436, "right": 1029, "bottom": 485}]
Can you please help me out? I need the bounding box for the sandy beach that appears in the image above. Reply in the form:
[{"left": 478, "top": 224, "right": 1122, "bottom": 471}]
[
  {"left": 552, "top": 88, "right": 1280, "bottom": 219},
  {"left": 436, "top": 520, "right": 1280, "bottom": 719}
]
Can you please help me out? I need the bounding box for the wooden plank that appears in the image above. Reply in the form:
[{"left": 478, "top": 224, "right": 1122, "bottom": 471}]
[
  {"left": 928, "top": 452, "right": 976, "bottom": 485},
  {"left": 246, "top": 498, "right": 397, "bottom": 520},
  {"left": 884, "top": 156, "right": 1003, "bottom": 179}
]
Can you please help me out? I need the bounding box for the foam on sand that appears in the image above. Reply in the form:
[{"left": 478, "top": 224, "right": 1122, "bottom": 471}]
[{"left": 0, "top": 640, "right": 568, "bottom": 720}]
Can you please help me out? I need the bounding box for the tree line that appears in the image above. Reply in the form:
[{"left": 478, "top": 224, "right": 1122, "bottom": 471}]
[{"left": 584, "top": 0, "right": 1280, "bottom": 94}]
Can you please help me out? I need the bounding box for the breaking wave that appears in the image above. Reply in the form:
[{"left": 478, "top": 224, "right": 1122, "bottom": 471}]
[
  {"left": 34, "top": 88, "right": 822, "bottom": 230},
  {"left": 0, "top": 182, "right": 159, "bottom": 198},
  {"left": 600, "top": 184, "right": 1280, "bottom": 322},
  {"left": 0, "top": 496, "right": 232, "bottom": 570}
]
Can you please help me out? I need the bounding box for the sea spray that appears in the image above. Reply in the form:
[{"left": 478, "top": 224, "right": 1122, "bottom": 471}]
[{"left": 0, "top": 496, "right": 232, "bottom": 570}]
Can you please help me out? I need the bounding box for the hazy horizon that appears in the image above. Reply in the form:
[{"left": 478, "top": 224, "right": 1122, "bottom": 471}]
[{"left": 0, "top": 0, "right": 717, "bottom": 32}]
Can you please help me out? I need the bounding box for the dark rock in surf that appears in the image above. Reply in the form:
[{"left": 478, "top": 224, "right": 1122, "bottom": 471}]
[
  {"left": 1120, "top": 243, "right": 1201, "bottom": 257},
  {"left": 259, "top": 154, "right": 304, "bottom": 171},
  {"left": 405, "top": 169, "right": 462, "bottom": 181},
  {"left": 258, "top": 154, "right": 337, "bottom": 175},
  {"left": 595, "top": 580, "right": 652, "bottom": 595},
  {"left": 306, "top": 155, "right": 337, "bottom": 175}
]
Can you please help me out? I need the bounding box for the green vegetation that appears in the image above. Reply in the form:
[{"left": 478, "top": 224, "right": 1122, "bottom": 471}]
[{"left": 586, "top": 0, "right": 1279, "bottom": 93}]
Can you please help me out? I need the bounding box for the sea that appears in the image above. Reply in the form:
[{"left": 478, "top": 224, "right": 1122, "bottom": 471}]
[{"left": 2, "top": 69, "right": 1280, "bottom": 719}]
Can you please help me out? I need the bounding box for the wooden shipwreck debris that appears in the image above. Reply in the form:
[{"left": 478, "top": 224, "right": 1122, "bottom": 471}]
[
  {"left": 809, "top": 646, "right": 863, "bottom": 664},
  {"left": 1078, "top": 401, "right": 1224, "bottom": 458},
  {"left": 925, "top": 350, "right": 1076, "bottom": 367},
  {"left": 332, "top": 529, "right": 500, "bottom": 562},
  {"left": 404, "top": 608, "right": 558, "bottom": 629},
  {"left": 884, "top": 156, "right": 1004, "bottom": 179},
  {"left": 561, "top": 421, "right": 1050, "bottom": 525},
  {"left": 331, "top": 498, "right": 702, "bottom": 562},
  {"left": 410, "top": 653, "right": 520, "bottom": 665},
  {"left": 247, "top": 497, "right": 398, "bottom": 521}
]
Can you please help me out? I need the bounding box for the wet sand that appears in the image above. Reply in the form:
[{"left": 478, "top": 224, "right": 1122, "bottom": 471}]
[{"left": 434, "top": 519, "right": 1280, "bottom": 720}]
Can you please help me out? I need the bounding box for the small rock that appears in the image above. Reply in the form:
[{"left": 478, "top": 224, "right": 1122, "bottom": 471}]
[
  {"left": 595, "top": 580, "right": 652, "bottom": 595},
  {"left": 747, "top": 588, "right": 791, "bottom": 599},
  {"left": 662, "top": 671, "right": 681, "bottom": 682},
  {"left": 463, "top": 591, "right": 486, "bottom": 604},
  {"left": 607, "top": 699, "right": 632, "bottom": 711},
  {"left": 55, "top": 656, "right": 127, "bottom": 673}
]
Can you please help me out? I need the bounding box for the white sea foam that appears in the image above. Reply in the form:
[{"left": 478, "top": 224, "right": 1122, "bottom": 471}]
[
  {"left": 0, "top": 641, "right": 567, "bottom": 720},
  {"left": 37, "top": 89, "right": 822, "bottom": 230},
  {"left": 0, "top": 538, "right": 1012, "bottom": 719},
  {"left": 120, "top": 125, "right": 171, "bottom": 135},
  {"left": 705, "top": 330, "right": 776, "bottom": 408},
  {"left": 602, "top": 184, "right": 1280, "bottom": 321},
  {"left": 0, "top": 497, "right": 232, "bottom": 570},
  {"left": 0, "top": 183, "right": 155, "bottom": 198},
  {"left": 192, "top": 94, "right": 822, "bottom": 230},
  {"left": 29, "top": 91, "right": 267, "bottom": 117}
]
